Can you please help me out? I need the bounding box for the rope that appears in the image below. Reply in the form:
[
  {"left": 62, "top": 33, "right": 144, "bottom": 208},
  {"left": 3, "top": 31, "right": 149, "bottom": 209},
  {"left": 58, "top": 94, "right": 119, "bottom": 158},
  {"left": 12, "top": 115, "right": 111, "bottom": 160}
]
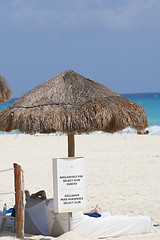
[
  {"left": 0, "top": 192, "right": 15, "bottom": 195},
  {"left": 0, "top": 168, "right": 14, "bottom": 173}
]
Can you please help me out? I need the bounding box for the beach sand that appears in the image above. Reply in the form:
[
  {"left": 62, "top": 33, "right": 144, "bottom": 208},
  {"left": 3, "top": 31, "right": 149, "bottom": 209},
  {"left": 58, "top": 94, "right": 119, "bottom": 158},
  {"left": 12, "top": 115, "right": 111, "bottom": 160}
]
[{"left": 0, "top": 134, "right": 160, "bottom": 239}]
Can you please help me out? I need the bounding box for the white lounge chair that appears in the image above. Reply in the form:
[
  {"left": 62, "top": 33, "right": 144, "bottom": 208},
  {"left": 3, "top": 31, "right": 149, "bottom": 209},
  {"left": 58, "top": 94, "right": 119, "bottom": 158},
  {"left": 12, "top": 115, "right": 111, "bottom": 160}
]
[{"left": 25, "top": 199, "right": 152, "bottom": 238}]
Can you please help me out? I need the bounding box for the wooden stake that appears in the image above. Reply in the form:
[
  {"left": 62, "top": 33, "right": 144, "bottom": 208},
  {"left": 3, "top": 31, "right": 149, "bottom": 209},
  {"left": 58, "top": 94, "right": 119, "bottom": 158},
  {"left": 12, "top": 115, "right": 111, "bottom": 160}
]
[
  {"left": 68, "top": 133, "right": 75, "bottom": 157},
  {"left": 14, "top": 163, "right": 24, "bottom": 239}
]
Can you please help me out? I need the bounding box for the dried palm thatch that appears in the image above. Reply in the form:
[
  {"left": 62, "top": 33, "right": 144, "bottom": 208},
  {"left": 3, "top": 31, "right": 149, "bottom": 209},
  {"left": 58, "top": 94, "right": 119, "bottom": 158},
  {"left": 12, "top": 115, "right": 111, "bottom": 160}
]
[
  {"left": 0, "top": 76, "right": 12, "bottom": 103},
  {"left": 0, "top": 70, "right": 148, "bottom": 135}
]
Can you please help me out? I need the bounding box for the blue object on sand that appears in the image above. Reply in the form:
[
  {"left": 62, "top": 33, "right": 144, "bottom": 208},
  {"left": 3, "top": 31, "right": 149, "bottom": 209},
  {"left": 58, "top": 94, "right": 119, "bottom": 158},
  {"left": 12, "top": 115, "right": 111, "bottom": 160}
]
[
  {"left": 85, "top": 212, "right": 101, "bottom": 218},
  {"left": 6, "top": 208, "right": 14, "bottom": 214}
]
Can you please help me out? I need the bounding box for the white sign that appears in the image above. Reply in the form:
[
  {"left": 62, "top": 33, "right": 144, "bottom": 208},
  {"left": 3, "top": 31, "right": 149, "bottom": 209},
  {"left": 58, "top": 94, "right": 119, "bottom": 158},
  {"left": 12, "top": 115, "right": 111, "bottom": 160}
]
[{"left": 53, "top": 157, "right": 86, "bottom": 213}]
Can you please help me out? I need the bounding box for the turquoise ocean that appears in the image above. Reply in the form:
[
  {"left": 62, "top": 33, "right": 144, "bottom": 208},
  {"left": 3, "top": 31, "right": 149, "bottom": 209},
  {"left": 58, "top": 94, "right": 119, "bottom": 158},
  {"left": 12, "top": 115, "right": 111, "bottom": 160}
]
[{"left": 0, "top": 92, "right": 160, "bottom": 135}]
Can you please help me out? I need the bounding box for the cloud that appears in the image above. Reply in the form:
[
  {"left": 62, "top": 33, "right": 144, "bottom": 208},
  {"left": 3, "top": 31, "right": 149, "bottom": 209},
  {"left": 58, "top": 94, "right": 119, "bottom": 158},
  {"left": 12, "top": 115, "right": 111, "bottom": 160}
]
[{"left": 6, "top": 0, "right": 160, "bottom": 32}]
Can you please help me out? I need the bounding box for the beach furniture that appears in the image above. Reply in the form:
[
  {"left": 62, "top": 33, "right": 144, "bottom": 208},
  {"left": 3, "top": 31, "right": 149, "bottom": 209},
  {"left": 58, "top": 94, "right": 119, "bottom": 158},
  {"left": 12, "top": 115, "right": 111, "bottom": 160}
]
[
  {"left": 0, "top": 215, "right": 15, "bottom": 232},
  {"left": 71, "top": 212, "right": 152, "bottom": 238},
  {"left": 24, "top": 198, "right": 152, "bottom": 238}
]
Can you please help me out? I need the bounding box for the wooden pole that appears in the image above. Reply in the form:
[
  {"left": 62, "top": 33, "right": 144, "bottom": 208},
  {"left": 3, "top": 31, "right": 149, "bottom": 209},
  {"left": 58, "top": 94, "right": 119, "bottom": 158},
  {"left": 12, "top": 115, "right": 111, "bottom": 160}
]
[
  {"left": 67, "top": 133, "right": 75, "bottom": 230},
  {"left": 14, "top": 163, "right": 24, "bottom": 239},
  {"left": 68, "top": 133, "right": 75, "bottom": 157}
]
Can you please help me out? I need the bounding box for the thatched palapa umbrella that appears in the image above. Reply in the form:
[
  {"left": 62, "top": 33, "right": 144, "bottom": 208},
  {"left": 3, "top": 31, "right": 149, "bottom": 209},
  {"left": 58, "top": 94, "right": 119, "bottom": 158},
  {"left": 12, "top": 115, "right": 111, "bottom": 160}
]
[
  {"left": 0, "top": 70, "right": 148, "bottom": 156},
  {"left": 0, "top": 75, "right": 12, "bottom": 103}
]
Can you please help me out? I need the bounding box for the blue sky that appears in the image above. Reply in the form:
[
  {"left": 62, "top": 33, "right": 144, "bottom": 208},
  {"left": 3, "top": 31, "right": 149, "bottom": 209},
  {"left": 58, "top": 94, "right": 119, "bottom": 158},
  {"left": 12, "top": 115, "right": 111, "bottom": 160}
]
[{"left": 0, "top": 0, "right": 160, "bottom": 98}]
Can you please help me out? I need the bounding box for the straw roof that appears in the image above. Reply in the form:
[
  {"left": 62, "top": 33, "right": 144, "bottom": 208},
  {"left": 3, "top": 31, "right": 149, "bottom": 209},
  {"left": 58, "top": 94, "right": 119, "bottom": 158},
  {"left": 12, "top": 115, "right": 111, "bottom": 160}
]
[
  {"left": 0, "top": 76, "right": 12, "bottom": 103},
  {"left": 0, "top": 70, "right": 148, "bottom": 134}
]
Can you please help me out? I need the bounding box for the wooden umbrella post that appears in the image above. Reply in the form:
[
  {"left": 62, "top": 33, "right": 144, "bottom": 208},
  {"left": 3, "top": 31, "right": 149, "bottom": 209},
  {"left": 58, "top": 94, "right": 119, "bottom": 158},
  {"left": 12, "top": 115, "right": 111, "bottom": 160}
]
[
  {"left": 14, "top": 163, "right": 24, "bottom": 239},
  {"left": 68, "top": 133, "right": 75, "bottom": 157},
  {"left": 67, "top": 133, "right": 75, "bottom": 231}
]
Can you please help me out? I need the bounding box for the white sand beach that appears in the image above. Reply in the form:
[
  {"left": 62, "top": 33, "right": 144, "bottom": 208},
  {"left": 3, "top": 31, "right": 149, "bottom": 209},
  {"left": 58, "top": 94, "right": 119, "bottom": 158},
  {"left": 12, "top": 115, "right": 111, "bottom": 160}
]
[{"left": 0, "top": 134, "right": 160, "bottom": 240}]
